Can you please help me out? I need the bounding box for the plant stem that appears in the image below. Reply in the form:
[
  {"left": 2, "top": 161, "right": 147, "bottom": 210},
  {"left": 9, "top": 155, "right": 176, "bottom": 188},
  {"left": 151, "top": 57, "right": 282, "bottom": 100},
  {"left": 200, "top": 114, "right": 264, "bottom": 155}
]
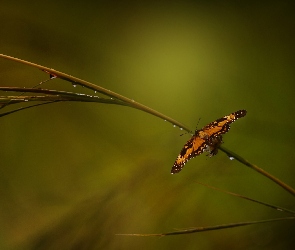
[
  {"left": 1, "top": 53, "right": 294, "bottom": 198},
  {"left": 0, "top": 54, "right": 189, "bottom": 131},
  {"left": 219, "top": 146, "right": 295, "bottom": 197},
  {"left": 117, "top": 217, "right": 295, "bottom": 236}
]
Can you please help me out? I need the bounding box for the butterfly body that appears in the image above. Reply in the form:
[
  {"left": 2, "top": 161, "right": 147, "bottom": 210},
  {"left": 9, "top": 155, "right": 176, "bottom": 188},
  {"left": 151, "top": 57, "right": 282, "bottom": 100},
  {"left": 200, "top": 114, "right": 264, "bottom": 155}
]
[{"left": 171, "top": 110, "right": 247, "bottom": 174}]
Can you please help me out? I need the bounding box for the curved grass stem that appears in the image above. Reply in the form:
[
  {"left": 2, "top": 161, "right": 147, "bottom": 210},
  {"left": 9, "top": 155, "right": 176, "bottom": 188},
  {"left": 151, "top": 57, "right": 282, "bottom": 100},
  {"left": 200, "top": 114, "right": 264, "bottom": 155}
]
[
  {"left": 0, "top": 54, "right": 189, "bottom": 131},
  {"left": 219, "top": 146, "right": 295, "bottom": 197},
  {"left": 1, "top": 53, "right": 294, "bottom": 198},
  {"left": 117, "top": 217, "right": 295, "bottom": 236}
]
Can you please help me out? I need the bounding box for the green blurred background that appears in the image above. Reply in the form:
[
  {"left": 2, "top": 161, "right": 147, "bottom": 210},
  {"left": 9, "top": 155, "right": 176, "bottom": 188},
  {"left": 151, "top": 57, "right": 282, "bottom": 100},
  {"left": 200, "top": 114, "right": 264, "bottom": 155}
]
[{"left": 1, "top": 1, "right": 295, "bottom": 249}]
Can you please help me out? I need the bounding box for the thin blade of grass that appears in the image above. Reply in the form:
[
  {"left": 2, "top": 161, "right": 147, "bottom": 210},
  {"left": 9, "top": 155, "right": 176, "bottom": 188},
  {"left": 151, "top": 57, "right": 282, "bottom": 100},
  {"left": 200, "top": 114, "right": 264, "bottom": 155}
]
[
  {"left": 0, "top": 87, "right": 130, "bottom": 106},
  {"left": 194, "top": 181, "right": 295, "bottom": 215},
  {"left": 219, "top": 146, "right": 295, "bottom": 197},
  {"left": 117, "top": 217, "right": 295, "bottom": 237},
  {"left": 1, "top": 54, "right": 294, "bottom": 199},
  {"left": 0, "top": 101, "right": 59, "bottom": 117},
  {"left": 0, "top": 54, "right": 189, "bottom": 131}
]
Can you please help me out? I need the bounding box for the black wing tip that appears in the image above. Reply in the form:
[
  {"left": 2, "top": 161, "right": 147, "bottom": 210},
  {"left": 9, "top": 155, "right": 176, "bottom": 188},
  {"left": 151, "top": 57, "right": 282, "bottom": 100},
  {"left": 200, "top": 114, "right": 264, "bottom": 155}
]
[
  {"left": 171, "top": 169, "right": 178, "bottom": 174},
  {"left": 171, "top": 166, "right": 181, "bottom": 174},
  {"left": 233, "top": 109, "right": 247, "bottom": 119},
  {"left": 237, "top": 109, "right": 247, "bottom": 116}
]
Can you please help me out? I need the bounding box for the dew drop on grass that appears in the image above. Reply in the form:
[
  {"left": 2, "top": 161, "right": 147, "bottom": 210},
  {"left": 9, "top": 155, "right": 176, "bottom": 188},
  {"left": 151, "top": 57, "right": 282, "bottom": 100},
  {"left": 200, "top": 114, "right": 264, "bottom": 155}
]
[
  {"left": 173, "top": 124, "right": 176, "bottom": 128},
  {"left": 72, "top": 84, "right": 77, "bottom": 87},
  {"left": 229, "top": 156, "right": 235, "bottom": 160}
]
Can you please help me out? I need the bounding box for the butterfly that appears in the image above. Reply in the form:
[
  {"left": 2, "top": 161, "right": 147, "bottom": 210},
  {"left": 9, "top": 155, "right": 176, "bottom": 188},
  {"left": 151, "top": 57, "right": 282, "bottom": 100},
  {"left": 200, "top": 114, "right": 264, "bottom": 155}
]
[{"left": 171, "top": 110, "right": 247, "bottom": 174}]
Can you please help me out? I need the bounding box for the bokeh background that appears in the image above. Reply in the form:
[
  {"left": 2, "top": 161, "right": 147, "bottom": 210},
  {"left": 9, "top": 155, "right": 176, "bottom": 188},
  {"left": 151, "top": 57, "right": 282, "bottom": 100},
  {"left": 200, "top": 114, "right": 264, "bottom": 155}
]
[{"left": 1, "top": 1, "right": 295, "bottom": 249}]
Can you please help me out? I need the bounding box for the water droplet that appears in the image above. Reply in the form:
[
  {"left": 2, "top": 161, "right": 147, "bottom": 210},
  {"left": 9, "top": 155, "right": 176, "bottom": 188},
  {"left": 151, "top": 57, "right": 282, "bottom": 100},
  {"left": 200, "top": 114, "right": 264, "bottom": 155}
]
[
  {"left": 229, "top": 156, "right": 235, "bottom": 160},
  {"left": 24, "top": 99, "right": 28, "bottom": 102},
  {"left": 173, "top": 125, "right": 176, "bottom": 127},
  {"left": 72, "top": 84, "right": 77, "bottom": 87},
  {"left": 164, "top": 120, "right": 167, "bottom": 122},
  {"left": 94, "top": 91, "right": 97, "bottom": 93},
  {"left": 180, "top": 128, "right": 183, "bottom": 130}
]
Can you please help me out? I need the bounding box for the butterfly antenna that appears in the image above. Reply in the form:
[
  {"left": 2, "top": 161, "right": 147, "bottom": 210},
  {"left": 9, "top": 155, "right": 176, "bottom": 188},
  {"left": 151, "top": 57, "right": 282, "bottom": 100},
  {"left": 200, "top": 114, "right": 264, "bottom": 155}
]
[
  {"left": 195, "top": 117, "right": 201, "bottom": 130},
  {"left": 180, "top": 117, "right": 201, "bottom": 136}
]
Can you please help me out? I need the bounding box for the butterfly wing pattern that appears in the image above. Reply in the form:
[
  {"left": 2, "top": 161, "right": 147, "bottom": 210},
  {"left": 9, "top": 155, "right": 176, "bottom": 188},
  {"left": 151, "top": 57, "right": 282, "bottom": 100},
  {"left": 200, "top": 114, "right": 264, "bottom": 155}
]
[{"left": 171, "top": 110, "right": 247, "bottom": 174}]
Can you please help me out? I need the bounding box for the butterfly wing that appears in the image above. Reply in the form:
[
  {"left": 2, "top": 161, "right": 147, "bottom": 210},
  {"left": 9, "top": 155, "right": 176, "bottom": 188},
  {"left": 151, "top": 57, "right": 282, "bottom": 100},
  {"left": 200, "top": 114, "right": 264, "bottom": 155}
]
[
  {"left": 202, "top": 110, "right": 247, "bottom": 138},
  {"left": 171, "top": 134, "right": 208, "bottom": 174},
  {"left": 171, "top": 110, "right": 247, "bottom": 174}
]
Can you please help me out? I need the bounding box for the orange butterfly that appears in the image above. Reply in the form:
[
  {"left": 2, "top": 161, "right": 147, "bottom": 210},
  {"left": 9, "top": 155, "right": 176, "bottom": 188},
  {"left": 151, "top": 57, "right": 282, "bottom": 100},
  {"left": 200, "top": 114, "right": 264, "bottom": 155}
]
[{"left": 171, "top": 110, "right": 247, "bottom": 174}]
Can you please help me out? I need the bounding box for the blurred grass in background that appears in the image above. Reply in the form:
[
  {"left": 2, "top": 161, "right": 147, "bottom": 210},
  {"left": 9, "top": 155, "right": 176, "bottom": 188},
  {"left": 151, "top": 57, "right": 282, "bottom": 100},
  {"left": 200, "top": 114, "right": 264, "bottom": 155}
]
[{"left": 1, "top": 1, "right": 295, "bottom": 249}]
